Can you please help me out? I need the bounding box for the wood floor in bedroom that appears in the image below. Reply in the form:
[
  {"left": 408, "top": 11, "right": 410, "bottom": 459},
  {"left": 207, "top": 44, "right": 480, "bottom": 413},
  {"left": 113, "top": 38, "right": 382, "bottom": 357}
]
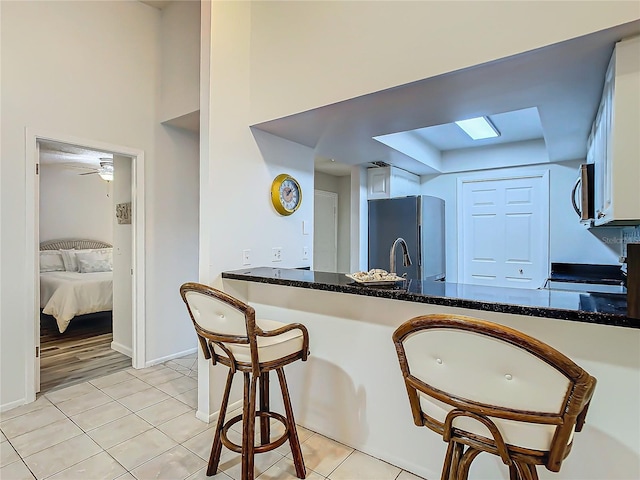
[{"left": 40, "top": 313, "right": 131, "bottom": 393}]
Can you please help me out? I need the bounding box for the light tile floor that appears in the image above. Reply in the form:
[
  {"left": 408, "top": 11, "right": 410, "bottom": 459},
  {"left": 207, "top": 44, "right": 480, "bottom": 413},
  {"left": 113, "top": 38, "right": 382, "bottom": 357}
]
[{"left": 1, "top": 354, "right": 427, "bottom": 480}]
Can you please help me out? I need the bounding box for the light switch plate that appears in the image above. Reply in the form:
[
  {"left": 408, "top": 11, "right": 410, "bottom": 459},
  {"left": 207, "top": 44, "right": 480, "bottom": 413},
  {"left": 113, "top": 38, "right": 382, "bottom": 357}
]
[
  {"left": 272, "top": 247, "right": 282, "bottom": 262},
  {"left": 242, "top": 249, "right": 251, "bottom": 265}
]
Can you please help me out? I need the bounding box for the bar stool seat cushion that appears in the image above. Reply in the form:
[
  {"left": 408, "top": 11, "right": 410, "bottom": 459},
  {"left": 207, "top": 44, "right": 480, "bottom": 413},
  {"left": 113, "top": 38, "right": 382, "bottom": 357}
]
[{"left": 212, "top": 318, "right": 305, "bottom": 364}]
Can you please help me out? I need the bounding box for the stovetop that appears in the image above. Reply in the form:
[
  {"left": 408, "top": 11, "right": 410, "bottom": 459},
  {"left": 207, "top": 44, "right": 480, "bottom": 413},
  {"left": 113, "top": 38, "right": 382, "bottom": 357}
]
[{"left": 547, "top": 263, "right": 626, "bottom": 286}]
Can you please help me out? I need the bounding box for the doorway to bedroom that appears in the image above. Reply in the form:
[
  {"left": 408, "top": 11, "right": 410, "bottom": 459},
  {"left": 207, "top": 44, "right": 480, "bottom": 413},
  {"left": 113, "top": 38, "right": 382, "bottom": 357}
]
[{"left": 35, "top": 138, "right": 139, "bottom": 394}]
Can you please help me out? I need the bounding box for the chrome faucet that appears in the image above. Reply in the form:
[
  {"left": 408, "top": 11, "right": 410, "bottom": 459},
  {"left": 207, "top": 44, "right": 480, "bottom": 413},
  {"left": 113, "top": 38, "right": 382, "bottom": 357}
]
[{"left": 389, "top": 237, "right": 412, "bottom": 275}]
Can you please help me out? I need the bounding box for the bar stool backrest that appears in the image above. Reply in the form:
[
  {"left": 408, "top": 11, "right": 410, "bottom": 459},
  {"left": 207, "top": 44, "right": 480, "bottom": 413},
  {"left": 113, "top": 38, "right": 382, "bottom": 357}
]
[
  {"left": 180, "top": 282, "right": 259, "bottom": 370},
  {"left": 393, "top": 314, "right": 596, "bottom": 473}
]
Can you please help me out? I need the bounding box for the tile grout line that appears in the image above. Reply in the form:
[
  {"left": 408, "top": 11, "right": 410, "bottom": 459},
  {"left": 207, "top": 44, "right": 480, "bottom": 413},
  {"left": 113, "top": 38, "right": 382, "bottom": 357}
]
[{"left": 10, "top": 364, "right": 195, "bottom": 480}]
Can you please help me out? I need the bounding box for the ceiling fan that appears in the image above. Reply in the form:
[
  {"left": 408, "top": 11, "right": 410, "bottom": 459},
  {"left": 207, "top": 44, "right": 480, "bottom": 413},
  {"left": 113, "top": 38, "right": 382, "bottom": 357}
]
[{"left": 77, "top": 159, "right": 114, "bottom": 182}]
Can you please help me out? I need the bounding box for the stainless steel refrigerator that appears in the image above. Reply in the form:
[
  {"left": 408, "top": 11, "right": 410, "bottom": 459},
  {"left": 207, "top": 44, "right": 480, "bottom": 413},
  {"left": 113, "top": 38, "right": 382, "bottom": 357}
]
[{"left": 368, "top": 195, "right": 445, "bottom": 281}]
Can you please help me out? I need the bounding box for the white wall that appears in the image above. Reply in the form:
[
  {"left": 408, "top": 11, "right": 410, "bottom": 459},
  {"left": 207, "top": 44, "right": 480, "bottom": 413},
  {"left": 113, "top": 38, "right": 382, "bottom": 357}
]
[
  {"left": 146, "top": 124, "right": 199, "bottom": 362},
  {"left": 159, "top": 0, "right": 200, "bottom": 123},
  {"left": 199, "top": 1, "right": 314, "bottom": 418},
  {"left": 248, "top": 1, "right": 639, "bottom": 124},
  {"left": 337, "top": 175, "right": 351, "bottom": 272},
  {"left": 0, "top": 0, "right": 199, "bottom": 410},
  {"left": 39, "top": 165, "right": 113, "bottom": 243},
  {"left": 314, "top": 171, "right": 351, "bottom": 272},
  {"left": 148, "top": 0, "right": 201, "bottom": 364},
  {"left": 422, "top": 159, "right": 622, "bottom": 282},
  {"left": 111, "top": 155, "right": 133, "bottom": 357}
]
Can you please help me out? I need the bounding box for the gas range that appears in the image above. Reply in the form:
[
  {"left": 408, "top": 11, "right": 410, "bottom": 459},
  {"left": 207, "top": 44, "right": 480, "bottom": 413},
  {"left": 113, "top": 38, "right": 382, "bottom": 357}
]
[
  {"left": 543, "top": 263, "right": 627, "bottom": 294},
  {"left": 544, "top": 280, "right": 626, "bottom": 294}
]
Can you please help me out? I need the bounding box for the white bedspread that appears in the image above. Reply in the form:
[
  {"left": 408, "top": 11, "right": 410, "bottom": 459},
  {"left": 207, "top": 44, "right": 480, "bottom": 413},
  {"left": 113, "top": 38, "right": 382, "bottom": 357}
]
[{"left": 40, "top": 271, "right": 113, "bottom": 333}]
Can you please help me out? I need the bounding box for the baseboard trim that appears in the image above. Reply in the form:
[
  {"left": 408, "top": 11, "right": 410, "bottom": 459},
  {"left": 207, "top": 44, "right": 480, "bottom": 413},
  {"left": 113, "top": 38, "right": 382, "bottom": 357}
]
[
  {"left": 144, "top": 347, "right": 198, "bottom": 368},
  {"left": 196, "top": 399, "right": 243, "bottom": 424},
  {"left": 1, "top": 397, "right": 28, "bottom": 413},
  {"left": 111, "top": 341, "right": 133, "bottom": 358}
]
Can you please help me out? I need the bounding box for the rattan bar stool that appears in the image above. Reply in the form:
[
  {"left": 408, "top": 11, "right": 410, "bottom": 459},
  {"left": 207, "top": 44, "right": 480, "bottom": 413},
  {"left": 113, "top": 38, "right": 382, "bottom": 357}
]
[
  {"left": 180, "top": 282, "right": 309, "bottom": 479},
  {"left": 393, "top": 314, "right": 596, "bottom": 480}
]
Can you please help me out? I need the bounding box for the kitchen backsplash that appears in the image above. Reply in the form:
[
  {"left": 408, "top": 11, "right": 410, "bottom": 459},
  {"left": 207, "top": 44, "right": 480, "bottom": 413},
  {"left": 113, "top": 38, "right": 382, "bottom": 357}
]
[{"left": 623, "top": 226, "right": 640, "bottom": 257}]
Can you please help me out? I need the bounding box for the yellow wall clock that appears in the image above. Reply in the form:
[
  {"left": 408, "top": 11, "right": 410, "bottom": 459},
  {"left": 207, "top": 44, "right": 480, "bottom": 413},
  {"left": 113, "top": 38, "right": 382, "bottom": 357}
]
[{"left": 271, "top": 174, "right": 302, "bottom": 216}]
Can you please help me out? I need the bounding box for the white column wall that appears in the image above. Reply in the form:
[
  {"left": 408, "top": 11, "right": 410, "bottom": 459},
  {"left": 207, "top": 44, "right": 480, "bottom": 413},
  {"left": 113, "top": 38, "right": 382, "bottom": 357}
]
[{"left": 200, "top": 1, "right": 315, "bottom": 418}]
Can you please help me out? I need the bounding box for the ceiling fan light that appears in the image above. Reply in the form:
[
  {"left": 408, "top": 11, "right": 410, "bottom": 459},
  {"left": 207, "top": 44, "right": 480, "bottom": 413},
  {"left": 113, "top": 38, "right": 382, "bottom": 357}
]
[{"left": 98, "top": 163, "right": 114, "bottom": 182}]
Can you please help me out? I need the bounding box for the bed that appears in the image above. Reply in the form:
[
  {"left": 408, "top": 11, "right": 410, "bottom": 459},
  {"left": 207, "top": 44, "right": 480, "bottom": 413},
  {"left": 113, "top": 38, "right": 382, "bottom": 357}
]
[{"left": 40, "top": 239, "right": 113, "bottom": 333}]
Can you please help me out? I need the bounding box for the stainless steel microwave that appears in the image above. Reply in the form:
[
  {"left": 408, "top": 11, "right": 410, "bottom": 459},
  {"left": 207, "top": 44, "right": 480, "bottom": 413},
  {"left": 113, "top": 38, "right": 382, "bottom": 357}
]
[{"left": 572, "top": 163, "right": 594, "bottom": 221}]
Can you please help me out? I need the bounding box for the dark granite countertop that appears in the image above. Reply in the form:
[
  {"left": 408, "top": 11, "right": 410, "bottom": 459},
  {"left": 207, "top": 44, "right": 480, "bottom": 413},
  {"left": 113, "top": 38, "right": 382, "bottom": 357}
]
[{"left": 222, "top": 267, "right": 639, "bottom": 330}]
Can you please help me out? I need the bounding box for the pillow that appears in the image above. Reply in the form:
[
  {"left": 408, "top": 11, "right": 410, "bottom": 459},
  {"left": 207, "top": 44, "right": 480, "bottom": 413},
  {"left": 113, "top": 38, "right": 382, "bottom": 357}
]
[
  {"left": 39, "top": 250, "right": 65, "bottom": 272},
  {"left": 60, "top": 249, "right": 93, "bottom": 272},
  {"left": 76, "top": 249, "right": 113, "bottom": 273}
]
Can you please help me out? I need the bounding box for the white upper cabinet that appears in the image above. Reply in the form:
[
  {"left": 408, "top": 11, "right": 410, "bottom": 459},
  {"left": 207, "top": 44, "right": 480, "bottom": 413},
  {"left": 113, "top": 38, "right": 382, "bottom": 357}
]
[
  {"left": 592, "top": 36, "right": 640, "bottom": 226},
  {"left": 367, "top": 166, "right": 420, "bottom": 199}
]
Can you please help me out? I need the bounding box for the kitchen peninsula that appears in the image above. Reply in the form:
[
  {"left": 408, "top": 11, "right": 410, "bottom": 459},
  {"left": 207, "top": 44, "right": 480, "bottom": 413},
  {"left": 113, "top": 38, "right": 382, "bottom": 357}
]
[
  {"left": 223, "top": 267, "right": 635, "bottom": 329},
  {"left": 222, "top": 267, "right": 640, "bottom": 480}
]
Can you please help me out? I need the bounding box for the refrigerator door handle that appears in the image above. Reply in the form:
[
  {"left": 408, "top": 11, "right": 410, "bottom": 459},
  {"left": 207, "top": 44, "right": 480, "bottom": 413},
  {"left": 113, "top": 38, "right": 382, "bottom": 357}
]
[{"left": 417, "top": 224, "right": 423, "bottom": 267}]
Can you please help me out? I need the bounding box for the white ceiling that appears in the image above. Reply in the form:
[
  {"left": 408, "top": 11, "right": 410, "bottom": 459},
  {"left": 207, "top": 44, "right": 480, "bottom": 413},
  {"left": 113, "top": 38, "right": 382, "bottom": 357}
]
[
  {"left": 378, "top": 107, "right": 544, "bottom": 152},
  {"left": 39, "top": 140, "right": 112, "bottom": 169},
  {"left": 252, "top": 21, "right": 640, "bottom": 177}
]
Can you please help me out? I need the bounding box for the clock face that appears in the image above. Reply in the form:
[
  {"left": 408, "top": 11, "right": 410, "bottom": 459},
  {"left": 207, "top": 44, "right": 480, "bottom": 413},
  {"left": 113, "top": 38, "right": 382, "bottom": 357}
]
[
  {"left": 279, "top": 178, "right": 300, "bottom": 211},
  {"left": 271, "top": 174, "right": 302, "bottom": 215}
]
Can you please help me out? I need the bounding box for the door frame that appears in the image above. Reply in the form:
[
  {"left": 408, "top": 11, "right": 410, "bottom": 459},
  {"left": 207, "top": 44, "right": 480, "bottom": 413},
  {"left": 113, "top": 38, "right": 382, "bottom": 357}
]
[
  {"left": 456, "top": 169, "right": 550, "bottom": 286},
  {"left": 25, "top": 128, "right": 146, "bottom": 402}
]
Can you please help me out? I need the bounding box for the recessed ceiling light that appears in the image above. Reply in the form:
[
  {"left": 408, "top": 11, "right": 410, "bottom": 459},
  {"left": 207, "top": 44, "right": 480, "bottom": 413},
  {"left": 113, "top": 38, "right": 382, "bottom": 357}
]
[{"left": 455, "top": 116, "right": 500, "bottom": 140}]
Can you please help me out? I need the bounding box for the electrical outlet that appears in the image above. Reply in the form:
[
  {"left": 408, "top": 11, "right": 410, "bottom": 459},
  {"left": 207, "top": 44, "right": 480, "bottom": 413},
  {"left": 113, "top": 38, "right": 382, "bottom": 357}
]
[
  {"left": 242, "top": 249, "right": 251, "bottom": 265},
  {"left": 302, "top": 246, "right": 309, "bottom": 260},
  {"left": 272, "top": 247, "right": 282, "bottom": 262}
]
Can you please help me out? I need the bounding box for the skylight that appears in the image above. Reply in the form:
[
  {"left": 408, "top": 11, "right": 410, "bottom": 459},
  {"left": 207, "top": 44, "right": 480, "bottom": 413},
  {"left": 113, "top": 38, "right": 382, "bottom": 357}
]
[{"left": 455, "top": 116, "right": 500, "bottom": 140}]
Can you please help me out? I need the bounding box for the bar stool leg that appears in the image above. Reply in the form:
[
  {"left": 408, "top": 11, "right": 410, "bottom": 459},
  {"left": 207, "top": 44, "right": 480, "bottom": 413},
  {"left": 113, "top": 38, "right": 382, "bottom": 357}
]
[
  {"left": 509, "top": 464, "right": 518, "bottom": 480},
  {"left": 509, "top": 461, "right": 538, "bottom": 480},
  {"left": 458, "top": 447, "right": 481, "bottom": 480},
  {"left": 241, "top": 373, "right": 259, "bottom": 480},
  {"left": 276, "top": 367, "right": 306, "bottom": 479},
  {"left": 241, "top": 373, "right": 251, "bottom": 480},
  {"left": 440, "top": 441, "right": 463, "bottom": 480},
  {"left": 207, "top": 368, "right": 234, "bottom": 476},
  {"left": 259, "top": 371, "right": 270, "bottom": 445}
]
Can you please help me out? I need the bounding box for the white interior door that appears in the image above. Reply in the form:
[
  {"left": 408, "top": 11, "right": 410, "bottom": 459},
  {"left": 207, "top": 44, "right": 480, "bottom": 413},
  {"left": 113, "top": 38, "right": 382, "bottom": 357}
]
[
  {"left": 314, "top": 190, "right": 338, "bottom": 272},
  {"left": 459, "top": 172, "right": 549, "bottom": 289}
]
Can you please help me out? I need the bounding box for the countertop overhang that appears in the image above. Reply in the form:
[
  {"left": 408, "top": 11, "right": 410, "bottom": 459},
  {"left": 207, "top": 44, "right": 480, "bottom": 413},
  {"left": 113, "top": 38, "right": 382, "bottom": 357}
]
[{"left": 222, "top": 267, "right": 639, "bottom": 330}]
